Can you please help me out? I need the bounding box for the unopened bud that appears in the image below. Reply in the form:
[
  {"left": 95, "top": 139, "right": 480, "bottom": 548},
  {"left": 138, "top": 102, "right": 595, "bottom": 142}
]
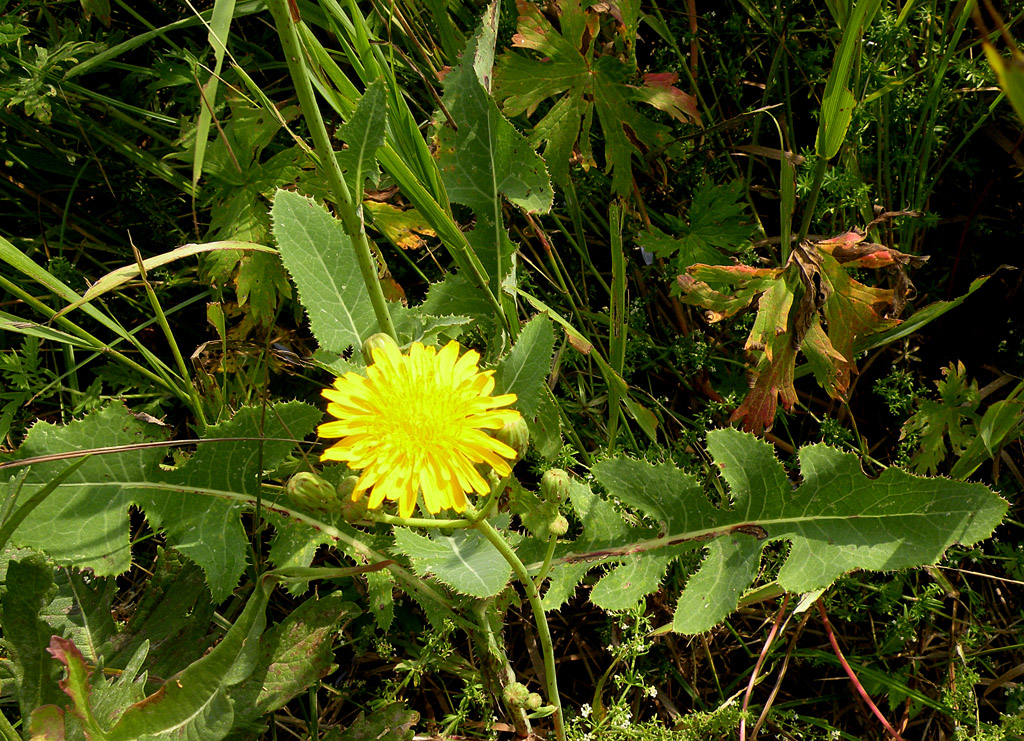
[
  {"left": 502, "top": 682, "right": 531, "bottom": 708},
  {"left": 540, "top": 468, "right": 570, "bottom": 502},
  {"left": 548, "top": 515, "right": 569, "bottom": 537},
  {"left": 361, "top": 333, "right": 398, "bottom": 363},
  {"left": 286, "top": 472, "right": 339, "bottom": 510},
  {"left": 524, "top": 693, "right": 543, "bottom": 711},
  {"left": 495, "top": 416, "right": 530, "bottom": 461},
  {"left": 338, "top": 476, "right": 368, "bottom": 521}
]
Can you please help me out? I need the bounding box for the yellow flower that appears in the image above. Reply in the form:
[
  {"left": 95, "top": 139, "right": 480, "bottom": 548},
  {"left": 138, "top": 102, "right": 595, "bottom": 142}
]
[{"left": 318, "top": 340, "right": 521, "bottom": 518}]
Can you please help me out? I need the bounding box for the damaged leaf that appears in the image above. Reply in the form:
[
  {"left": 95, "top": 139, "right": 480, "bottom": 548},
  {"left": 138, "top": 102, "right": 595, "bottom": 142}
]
[{"left": 678, "top": 235, "right": 909, "bottom": 433}]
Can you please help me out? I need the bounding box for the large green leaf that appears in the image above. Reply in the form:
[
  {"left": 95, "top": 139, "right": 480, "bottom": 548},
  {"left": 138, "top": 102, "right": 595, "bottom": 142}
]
[
  {"left": 4, "top": 401, "right": 320, "bottom": 600},
  {"left": 436, "top": 3, "right": 553, "bottom": 285},
  {"left": 494, "top": 313, "right": 555, "bottom": 418},
  {"left": 544, "top": 429, "right": 1004, "bottom": 634}
]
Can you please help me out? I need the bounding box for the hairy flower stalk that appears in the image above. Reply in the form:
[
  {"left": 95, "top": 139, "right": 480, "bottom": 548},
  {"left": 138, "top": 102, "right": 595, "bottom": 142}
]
[{"left": 318, "top": 341, "right": 521, "bottom": 518}]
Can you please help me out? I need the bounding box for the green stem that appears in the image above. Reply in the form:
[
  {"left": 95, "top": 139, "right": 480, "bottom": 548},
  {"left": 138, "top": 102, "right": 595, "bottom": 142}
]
[
  {"left": 267, "top": 0, "right": 397, "bottom": 342},
  {"left": 134, "top": 250, "right": 209, "bottom": 431},
  {"left": 796, "top": 157, "right": 827, "bottom": 245},
  {"left": 466, "top": 507, "right": 565, "bottom": 741},
  {"left": 534, "top": 532, "right": 559, "bottom": 588},
  {"left": 607, "top": 202, "right": 627, "bottom": 456},
  {"left": 0, "top": 707, "right": 19, "bottom": 741}
]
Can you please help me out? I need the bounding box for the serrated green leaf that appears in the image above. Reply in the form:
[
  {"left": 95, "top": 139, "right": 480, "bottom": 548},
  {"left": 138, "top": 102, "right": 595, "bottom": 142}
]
[
  {"left": 272, "top": 189, "right": 378, "bottom": 354},
  {"left": 141, "top": 401, "right": 321, "bottom": 600},
  {"left": 394, "top": 523, "right": 512, "bottom": 598},
  {"left": 495, "top": 313, "right": 554, "bottom": 417},
  {"left": 420, "top": 273, "right": 496, "bottom": 333},
  {"left": 437, "top": 4, "right": 552, "bottom": 284},
  {"left": 587, "top": 428, "right": 1006, "bottom": 634},
  {"left": 3, "top": 557, "right": 67, "bottom": 725},
  {"left": 4, "top": 401, "right": 318, "bottom": 600},
  {"left": 7, "top": 403, "right": 168, "bottom": 575}
]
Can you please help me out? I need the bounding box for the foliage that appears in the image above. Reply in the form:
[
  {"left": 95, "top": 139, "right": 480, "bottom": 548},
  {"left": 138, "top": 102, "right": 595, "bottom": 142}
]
[{"left": 0, "top": 0, "right": 1021, "bottom": 738}]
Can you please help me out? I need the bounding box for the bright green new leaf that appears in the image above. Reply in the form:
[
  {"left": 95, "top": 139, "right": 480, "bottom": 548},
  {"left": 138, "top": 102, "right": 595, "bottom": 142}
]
[
  {"left": 394, "top": 520, "right": 513, "bottom": 598},
  {"left": 549, "top": 428, "right": 1009, "bottom": 634}
]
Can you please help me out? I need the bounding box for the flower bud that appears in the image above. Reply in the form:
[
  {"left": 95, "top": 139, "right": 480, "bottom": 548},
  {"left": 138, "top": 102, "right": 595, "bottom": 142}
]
[
  {"left": 502, "top": 682, "right": 531, "bottom": 708},
  {"left": 495, "top": 416, "right": 530, "bottom": 461},
  {"left": 337, "top": 476, "right": 368, "bottom": 521},
  {"left": 285, "top": 472, "right": 339, "bottom": 510},
  {"left": 540, "top": 468, "right": 570, "bottom": 502},
  {"left": 361, "top": 333, "right": 398, "bottom": 363},
  {"left": 524, "top": 693, "right": 543, "bottom": 711},
  {"left": 548, "top": 515, "right": 569, "bottom": 537}
]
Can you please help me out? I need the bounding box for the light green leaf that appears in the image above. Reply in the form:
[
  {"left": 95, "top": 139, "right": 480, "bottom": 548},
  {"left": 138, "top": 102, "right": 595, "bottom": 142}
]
[
  {"left": 394, "top": 522, "right": 512, "bottom": 598},
  {"left": 437, "top": 4, "right": 553, "bottom": 283},
  {"left": 141, "top": 401, "right": 321, "bottom": 600},
  {"left": 336, "top": 79, "right": 387, "bottom": 197},
  {"left": 272, "top": 189, "right": 377, "bottom": 354},
  {"left": 6, "top": 404, "right": 168, "bottom": 575},
  {"left": 3, "top": 401, "right": 319, "bottom": 600},
  {"left": 585, "top": 428, "right": 1005, "bottom": 633}
]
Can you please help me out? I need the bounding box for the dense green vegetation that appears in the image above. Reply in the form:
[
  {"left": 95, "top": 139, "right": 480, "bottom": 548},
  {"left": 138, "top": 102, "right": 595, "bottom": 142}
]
[{"left": 1, "top": 0, "right": 1023, "bottom": 738}]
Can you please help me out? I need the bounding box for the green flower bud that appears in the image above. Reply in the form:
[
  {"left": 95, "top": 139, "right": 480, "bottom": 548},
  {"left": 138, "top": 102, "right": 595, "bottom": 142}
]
[
  {"left": 495, "top": 416, "right": 530, "bottom": 461},
  {"left": 540, "top": 468, "right": 570, "bottom": 502},
  {"left": 361, "top": 333, "right": 398, "bottom": 363},
  {"left": 524, "top": 693, "right": 543, "bottom": 711},
  {"left": 285, "top": 472, "right": 339, "bottom": 510},
  {"left": 502, "top": 682, "right": 531, "bottom": 708},
  {"left": 548, "top": 514, "right": 569, "bottom": 537},
  {"left": 337, "top": 476, "right": 368, "bottom": 521}
]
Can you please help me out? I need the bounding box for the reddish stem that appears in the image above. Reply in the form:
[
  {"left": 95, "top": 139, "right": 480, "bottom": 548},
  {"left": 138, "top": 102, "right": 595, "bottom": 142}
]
[
  {"left": 740, "top": 594, "right": 790, "bottom": 741},
  {"left": 816, "top": 599, "right": 906, "bottom": 741}
]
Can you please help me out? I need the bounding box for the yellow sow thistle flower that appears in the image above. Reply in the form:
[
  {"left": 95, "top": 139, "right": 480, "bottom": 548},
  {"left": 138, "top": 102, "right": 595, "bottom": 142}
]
[{"left": 317, "top": 340, "right": 522, "bottom": 518}]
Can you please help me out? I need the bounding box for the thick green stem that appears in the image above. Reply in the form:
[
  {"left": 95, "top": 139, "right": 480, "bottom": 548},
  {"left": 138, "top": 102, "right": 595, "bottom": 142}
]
[
  {"left": 796, "top": 157, "right": 828, "bottom": 245},
  {"left": 467, "top": 509, "right": 565, "bottom": 741},
  {"left": 266, "top": 0, "right": 397, "bottom": 341}
]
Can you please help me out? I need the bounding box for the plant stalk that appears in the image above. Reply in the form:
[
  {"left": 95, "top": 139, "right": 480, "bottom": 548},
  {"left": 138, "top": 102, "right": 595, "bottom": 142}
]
[
  {"left": 266, "top": 0, "right": 397, "bottom": 342},
  {"left": 467, "top": 507, "right": 565, "bottom": 741}
]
